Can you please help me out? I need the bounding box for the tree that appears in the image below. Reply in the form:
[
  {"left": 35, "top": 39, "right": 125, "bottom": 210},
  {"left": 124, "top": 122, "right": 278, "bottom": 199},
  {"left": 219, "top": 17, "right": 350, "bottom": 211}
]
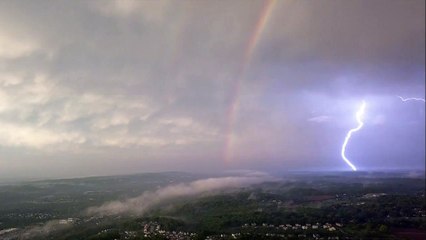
[{"left": 378, "top": 224, "right": 388, "bottom": 233}]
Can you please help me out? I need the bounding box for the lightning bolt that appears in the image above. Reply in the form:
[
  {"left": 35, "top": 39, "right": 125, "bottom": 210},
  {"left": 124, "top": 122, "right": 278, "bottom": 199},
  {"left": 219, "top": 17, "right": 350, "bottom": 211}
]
[
  {"left": 397, "top": 96, "right": 425, "bottom": 102},
  {"left": 341, "top": 101, "right": 366, "bottom": 171}
]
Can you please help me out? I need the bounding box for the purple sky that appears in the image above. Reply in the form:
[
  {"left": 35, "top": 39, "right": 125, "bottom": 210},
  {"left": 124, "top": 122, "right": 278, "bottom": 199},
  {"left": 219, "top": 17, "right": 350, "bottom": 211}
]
[{"left": 0, "top": 0, "right": 424, "bottom": 179}]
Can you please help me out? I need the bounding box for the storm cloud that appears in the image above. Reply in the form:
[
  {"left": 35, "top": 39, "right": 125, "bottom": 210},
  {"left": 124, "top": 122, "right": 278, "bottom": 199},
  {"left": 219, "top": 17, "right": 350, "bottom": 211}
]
[{"left": 0, "top": 0, "right": 424, "bottom": 179}]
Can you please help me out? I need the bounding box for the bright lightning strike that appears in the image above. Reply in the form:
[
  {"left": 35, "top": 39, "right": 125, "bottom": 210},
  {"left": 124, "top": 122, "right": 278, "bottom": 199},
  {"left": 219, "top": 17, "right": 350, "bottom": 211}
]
[
  {"left": 341, "top": 101, "right": 366, "bottom": 171},
  {"left": 397, "top": 96, "right": 425, "bottom": 102}
]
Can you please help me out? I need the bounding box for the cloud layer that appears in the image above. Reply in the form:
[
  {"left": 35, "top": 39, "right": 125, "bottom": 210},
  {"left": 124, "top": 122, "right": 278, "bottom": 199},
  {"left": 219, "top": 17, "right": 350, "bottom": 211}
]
[
  {"left": 87, "top": 174, "right": 272, "bottom": 216},
  {"left": 0, "top": 0, "right": 424, "bottom": 178}
]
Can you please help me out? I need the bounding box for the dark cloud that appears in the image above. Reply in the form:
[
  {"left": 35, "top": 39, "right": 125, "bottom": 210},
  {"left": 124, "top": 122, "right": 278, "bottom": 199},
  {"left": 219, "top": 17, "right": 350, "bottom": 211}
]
[{"left": 0, "top": 0, "right": 424, "bottom": 179}]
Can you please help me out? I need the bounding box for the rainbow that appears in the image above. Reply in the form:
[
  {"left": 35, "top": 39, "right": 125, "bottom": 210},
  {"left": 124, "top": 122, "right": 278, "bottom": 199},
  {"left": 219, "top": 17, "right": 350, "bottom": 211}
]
[{"left": 223, "top": 0, "right": 277, "bottom": 164}]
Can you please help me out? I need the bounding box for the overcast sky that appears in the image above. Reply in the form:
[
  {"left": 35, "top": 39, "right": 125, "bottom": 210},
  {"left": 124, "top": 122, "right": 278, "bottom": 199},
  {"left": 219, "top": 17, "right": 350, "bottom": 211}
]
[{"left": 0, "top": 0, "right": 424, "bottom": 179}]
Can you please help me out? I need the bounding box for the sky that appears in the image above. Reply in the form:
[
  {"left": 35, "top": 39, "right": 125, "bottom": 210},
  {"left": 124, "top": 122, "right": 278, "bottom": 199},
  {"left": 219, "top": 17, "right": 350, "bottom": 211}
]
[{"left": 0, "top": 0, "right": 424, "bottom": 179}]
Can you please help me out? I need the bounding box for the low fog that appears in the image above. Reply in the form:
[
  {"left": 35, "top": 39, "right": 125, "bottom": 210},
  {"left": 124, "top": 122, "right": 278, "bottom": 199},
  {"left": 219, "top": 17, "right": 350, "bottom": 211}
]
[
  {"left": 18, "top": 220, "right": 73, "bottom": 240},
  {"left": 87, "top": 174, "right": 274, "bottom": 216}
]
